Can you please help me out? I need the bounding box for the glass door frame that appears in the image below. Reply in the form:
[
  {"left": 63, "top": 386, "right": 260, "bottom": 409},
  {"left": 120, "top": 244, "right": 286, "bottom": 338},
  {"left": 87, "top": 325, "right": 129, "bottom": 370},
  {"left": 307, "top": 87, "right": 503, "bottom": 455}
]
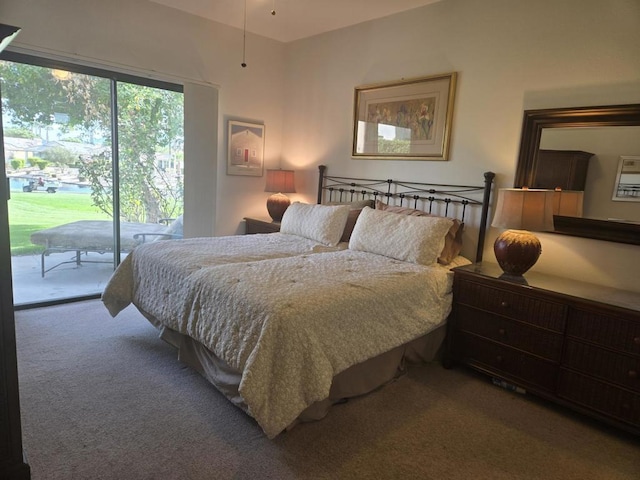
[{"left": 0, "top": 51, "right": 183, "bottom": 309}]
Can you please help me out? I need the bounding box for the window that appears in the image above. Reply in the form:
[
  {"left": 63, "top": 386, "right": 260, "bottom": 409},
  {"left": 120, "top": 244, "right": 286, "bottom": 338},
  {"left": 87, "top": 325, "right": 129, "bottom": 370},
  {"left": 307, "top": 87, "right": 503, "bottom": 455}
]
[{"left": 0, "top": 53, "right": 184, "bottom": 307}]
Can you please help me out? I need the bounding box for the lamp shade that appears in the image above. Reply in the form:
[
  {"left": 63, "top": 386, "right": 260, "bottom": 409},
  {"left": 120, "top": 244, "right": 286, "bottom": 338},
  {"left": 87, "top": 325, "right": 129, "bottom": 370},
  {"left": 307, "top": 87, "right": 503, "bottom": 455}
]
[
  {"left": 492, "top": 188, "right": 555, "bottom": 232},
  {"left": 264, "top": 169, "right": 296, "bottom": 222},
  {"left": 492, "top": 188, "right": 555, "bottom": 277},
  {"left": 553, "top": 189, "right": 584, "bottom": 217},
  {"left": 265, "top": 169, "right": 296, "bottom": 193}
]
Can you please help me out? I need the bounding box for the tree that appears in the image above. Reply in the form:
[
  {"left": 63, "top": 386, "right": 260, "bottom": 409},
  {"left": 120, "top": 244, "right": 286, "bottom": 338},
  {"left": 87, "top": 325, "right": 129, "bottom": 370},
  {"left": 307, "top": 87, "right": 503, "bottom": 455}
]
[
  {"left": 41, "top": 146, "right": 75, "bottom": 172},
  {"left": 0, "top": 62, "right": 106, "bottom": 131}
]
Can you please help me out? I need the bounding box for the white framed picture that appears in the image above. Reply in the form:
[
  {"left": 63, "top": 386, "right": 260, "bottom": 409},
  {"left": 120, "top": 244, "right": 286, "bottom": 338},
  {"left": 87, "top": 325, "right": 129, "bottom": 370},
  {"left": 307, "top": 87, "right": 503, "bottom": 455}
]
[{"left": 227, "top": 120, "right": 265, "bottom": 176}]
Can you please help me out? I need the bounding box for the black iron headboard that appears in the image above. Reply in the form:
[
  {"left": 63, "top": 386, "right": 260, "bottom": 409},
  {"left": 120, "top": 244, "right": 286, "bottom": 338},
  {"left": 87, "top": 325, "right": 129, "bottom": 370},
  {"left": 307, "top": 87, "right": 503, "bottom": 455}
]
[{"left": 316, "top": 165, "right": 495, "bottom": 263}]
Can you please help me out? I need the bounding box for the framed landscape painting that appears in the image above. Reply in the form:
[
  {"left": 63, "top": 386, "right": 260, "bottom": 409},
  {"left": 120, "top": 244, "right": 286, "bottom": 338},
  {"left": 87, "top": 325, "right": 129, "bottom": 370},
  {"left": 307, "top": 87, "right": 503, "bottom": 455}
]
[
  {"left": 227, "top": 120, "right": 265, "bottom": 176},
  {"left": 352, "top": 72, "right": 457, "bottom": 161}
]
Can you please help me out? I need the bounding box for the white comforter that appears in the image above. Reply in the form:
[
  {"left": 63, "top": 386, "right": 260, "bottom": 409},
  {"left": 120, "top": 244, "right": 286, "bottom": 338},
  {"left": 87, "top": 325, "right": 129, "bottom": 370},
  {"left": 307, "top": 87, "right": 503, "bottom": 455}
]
[
  {"left": 102, "top": 233, "right": 326, "bottom": 316},
  {"left": 103, "top": 238, "right": 456, "bottom": 438}
]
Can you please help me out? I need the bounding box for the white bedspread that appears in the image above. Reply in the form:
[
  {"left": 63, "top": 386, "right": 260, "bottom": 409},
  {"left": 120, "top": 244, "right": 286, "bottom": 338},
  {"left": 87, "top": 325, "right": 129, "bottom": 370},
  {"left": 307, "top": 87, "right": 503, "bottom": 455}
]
[
  {"left": 104, "top": 241, "right": 456, "bottom": 438},
  {"left": 102, "top": 233, "right": 327, "bottom": 316}
]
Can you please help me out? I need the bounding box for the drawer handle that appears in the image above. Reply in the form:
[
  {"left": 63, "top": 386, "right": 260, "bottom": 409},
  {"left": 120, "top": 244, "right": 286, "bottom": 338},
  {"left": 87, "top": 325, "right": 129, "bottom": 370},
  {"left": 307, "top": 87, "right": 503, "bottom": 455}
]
[
  {"left": 500, "top": 301, "right": 509, "bottom": 308},
  {"left": 629, "top": 370, "right": 638, "bottom": 379},
  {"left": 634, "top": 337, "right": 640, "bottom": 345},
  {"left": 496, "top": 355, "right": 503, "bottom": 363},
  {"left": 498, "top": 328, "right": 506, "bottom": 336}
]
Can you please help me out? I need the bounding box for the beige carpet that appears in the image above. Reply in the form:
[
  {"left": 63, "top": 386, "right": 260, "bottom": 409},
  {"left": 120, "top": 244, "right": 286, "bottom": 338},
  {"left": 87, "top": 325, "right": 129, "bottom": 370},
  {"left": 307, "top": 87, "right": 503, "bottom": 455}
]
[{"left": 15, "top": 300, "right": 640, "bottom": 480}]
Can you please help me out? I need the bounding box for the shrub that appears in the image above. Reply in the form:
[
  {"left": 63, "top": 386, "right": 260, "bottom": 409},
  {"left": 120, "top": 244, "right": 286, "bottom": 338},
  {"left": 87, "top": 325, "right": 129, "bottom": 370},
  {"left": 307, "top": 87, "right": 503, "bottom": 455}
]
[
  {"left": 29, "top": 157, "right": 49, "bottom": 170},
  {"left": 35, "top": 160, "right": 49, "bottom": 170},
  {"left": 11, "top": 159, "right": 25, "bottom": 170}
]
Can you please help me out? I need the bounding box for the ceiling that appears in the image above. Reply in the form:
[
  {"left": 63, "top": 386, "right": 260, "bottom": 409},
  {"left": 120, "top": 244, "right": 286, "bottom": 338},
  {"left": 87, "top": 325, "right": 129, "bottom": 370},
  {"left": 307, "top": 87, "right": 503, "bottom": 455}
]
[{"left": 149, "top": 0, "right": 442, "bottom": 43}]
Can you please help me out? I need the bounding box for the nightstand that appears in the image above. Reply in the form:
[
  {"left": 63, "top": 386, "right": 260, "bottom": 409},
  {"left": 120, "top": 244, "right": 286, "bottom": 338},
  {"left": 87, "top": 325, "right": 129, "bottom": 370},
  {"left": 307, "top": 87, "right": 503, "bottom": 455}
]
[
  {"left": 244, "top": 217, "right": 281, "bottom": 235},
  {"left": 445, "top": 262, "right": 640, "bottom": 435}
]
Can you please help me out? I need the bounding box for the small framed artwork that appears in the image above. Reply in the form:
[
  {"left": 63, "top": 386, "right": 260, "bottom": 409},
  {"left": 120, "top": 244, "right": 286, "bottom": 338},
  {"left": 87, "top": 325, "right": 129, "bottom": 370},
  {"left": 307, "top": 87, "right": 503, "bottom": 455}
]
[
  {"left": 352, "top": 72, "right": 457, "bottom": 161},
  {"left": 227, "top": 120, "right": 265, "bottom": 176},
  {"left": 612, "top": 155, "right": 640, "bottom": 202}
]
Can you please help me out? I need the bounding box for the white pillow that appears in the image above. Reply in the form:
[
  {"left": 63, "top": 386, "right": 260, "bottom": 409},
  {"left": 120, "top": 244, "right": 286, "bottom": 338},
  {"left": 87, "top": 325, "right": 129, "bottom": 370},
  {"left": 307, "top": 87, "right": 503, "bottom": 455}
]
[
  {"left": 280, "top": 202, "right": 350, "bottom": 246},
  {"left": 349, "top": 207, "right": 454, "bottom": 265}
]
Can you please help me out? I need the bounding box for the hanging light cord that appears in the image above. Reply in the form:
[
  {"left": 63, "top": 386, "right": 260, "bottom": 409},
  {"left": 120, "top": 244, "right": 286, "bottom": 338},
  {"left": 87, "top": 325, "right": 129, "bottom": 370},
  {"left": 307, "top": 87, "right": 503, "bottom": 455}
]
[
  {"left": 241, "top": 0, "right": 247, "bottom": 68},
  {"left": 271, "top": 0, "right": 276, "bottom": 16}
]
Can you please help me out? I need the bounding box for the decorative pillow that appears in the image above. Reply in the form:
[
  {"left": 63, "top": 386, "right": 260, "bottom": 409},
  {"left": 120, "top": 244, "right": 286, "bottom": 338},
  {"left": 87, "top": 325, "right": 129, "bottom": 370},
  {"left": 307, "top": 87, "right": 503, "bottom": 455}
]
[
  {"left": 339, "top": 208, "right": 363, "bottom": 243},
  {"left": 326, "top": 200, "right": 374, "bottom": 243},
  {"left": 280, "top": 202, "right": 350, "bottom": 246},
  {"left": 349, "top": 207, "right": 454, "bottom": 265},
  {"left": 375, "top": 200, "right": 463, "bottom": 264}
]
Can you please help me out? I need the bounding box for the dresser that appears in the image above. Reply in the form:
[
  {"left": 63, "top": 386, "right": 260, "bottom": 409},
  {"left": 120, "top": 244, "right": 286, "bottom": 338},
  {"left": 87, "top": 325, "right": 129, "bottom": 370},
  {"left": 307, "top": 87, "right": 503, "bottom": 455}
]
[
  {"left": 532, "top": 149, "right": 594, "bottom": 190},
  {"left": 244, "top": 217, "right": 281, "bottom": 235},
  {"left": 445, "top": 263, "right": 640, "bottom": 435}
]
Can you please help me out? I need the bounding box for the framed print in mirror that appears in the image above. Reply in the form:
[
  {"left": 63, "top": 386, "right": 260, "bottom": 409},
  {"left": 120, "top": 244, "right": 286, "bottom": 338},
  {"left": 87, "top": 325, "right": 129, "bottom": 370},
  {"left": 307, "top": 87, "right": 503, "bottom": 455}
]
[
  {"left": 352, "top": 72, "right": 457, "bottom": 161},
  {"left": 612, "top": 155, "right": 640, "bottom": 202},
  {"left": 227, "top": 120, "right": 265, "bottom": 176}
]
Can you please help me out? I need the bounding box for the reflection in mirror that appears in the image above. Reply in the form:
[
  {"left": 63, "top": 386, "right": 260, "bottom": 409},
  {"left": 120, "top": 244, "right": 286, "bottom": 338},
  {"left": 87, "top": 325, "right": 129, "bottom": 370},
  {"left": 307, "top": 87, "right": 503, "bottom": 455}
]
[
  {"left": 612, "top": 156, "right": 640, "bottom": 203},
  {"left": 539, "top": 126, "right": 640, "bottom": 223},
  {"left": 515, "top": 104, "right": 640, "bottom": 245}
]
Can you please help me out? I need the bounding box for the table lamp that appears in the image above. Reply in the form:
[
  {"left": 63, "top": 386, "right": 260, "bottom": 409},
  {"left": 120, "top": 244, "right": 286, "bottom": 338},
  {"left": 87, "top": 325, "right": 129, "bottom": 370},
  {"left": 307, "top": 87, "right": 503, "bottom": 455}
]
[
  {"left": 492, "top": 188, "right": 555, "bottom": 277},
  {"left": 553, "top": 188, "right": 584, "bottom": 217},
  {"left": 265, "top": 169, "right": 296, "bottom": 222}
]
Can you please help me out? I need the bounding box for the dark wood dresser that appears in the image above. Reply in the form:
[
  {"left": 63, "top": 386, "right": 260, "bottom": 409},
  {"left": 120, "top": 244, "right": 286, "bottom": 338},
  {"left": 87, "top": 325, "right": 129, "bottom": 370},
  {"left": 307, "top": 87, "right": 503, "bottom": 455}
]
[
  {"left": 445, "top": 262, "right": 640, "bottom": 435},
  {"left": 244, "top": 217, "right": 281, "bottom": 235},
  {"left": 532, "top": 149, "right": 593, "bottom": 190}
]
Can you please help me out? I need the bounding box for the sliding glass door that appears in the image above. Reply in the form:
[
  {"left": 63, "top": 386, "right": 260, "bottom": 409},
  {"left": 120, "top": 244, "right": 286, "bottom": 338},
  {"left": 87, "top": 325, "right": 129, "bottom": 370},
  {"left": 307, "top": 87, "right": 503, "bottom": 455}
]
[{"left": 0, "top": 55, "right": 183, "bottom": 307}]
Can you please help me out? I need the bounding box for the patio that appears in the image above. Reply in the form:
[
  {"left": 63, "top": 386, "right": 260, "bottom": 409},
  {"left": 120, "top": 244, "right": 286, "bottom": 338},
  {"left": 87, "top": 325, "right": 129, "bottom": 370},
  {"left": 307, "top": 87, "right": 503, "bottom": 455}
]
[{"left": 11, "top": 251, "right": 116, "bottom": 307}]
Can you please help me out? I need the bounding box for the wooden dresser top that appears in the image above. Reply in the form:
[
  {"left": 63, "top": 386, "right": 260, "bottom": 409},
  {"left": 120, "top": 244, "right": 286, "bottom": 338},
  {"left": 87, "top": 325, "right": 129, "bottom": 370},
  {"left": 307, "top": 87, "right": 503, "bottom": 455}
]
[{"left": 453, "top": 263, "right": 640, "bottom": 314}]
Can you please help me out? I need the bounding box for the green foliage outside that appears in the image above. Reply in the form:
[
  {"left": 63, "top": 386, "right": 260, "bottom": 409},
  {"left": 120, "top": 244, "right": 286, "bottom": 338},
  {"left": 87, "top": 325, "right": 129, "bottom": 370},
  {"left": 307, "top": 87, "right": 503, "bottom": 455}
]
[
  {"left": 377, "top": 138, "right": 410, "bottom": 154},
  {"left": 34, "top": 158, "right": 49, "bottom": 170},
  {"left": 7, "top": 192, "right": 110, "bottom": 255},
  {"left": 10, "top": 159, "right": 24, "bottom": 170},
  {"left": 41, "top": 146, "right": 76, "bottom": 170},
  {"left": 4, "top": 127, "right": 35, "bottom": 138},
  {"left": 0, "top": 60, "right": 184, "bottom": 224}
]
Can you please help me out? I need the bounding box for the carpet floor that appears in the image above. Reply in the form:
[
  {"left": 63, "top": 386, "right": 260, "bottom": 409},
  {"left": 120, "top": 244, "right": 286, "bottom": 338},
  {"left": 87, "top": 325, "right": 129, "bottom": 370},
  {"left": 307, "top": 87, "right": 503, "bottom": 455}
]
[{"left": 15, "top": 299, "right": 640, "bottom": 480}]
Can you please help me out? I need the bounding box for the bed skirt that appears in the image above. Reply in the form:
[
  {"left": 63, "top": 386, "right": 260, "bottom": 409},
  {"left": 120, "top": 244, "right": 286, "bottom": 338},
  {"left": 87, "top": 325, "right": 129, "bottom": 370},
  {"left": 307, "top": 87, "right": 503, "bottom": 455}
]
[{"left": 139, "top": 308, "right": 446, "bottom": 434}]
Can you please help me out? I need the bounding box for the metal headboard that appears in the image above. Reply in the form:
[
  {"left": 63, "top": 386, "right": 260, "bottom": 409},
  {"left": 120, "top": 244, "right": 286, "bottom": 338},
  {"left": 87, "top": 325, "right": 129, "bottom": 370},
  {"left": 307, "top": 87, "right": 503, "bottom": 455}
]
[{"left": 316, "top": 165, "right": 495, "bottom": 263}]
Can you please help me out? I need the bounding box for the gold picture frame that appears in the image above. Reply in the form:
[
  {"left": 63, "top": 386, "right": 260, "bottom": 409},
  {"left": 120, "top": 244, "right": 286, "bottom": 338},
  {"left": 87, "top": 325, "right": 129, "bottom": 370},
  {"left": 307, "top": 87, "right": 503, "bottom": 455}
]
[
  {"left": 352, "top": 72, "right": 457, "bottom": 161},
  {"left": 227, "top": 120, "right": 265, "bottom": 176}
]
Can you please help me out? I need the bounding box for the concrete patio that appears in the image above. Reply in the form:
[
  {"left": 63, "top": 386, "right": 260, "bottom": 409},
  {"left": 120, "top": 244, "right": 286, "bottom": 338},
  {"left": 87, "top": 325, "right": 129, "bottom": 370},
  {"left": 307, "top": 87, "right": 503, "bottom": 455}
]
[{"left": 11, "top": 251, "right": 117, "bottom": 307}]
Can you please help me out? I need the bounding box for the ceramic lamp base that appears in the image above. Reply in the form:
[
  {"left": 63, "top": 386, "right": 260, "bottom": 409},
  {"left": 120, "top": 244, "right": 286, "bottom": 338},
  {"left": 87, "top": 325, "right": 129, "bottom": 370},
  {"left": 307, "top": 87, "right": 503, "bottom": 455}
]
[
  {"left": 494, "top": 229, "right": 542, "bottom": 276},
  {"left": 266, "top": 193, "right": 291, "bottom": 222}
]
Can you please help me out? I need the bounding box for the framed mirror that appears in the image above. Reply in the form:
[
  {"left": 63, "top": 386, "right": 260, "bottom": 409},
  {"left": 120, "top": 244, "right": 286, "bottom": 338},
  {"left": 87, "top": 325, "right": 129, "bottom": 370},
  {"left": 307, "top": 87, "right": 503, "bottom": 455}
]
[{"left": 514, "top": 104, "right": 640, "bottom": 245}]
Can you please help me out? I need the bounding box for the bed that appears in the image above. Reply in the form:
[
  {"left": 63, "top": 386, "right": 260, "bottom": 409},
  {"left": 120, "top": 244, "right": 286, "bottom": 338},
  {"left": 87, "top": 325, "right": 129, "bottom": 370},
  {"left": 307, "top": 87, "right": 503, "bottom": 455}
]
[
  {"left": 30, "top": 217, "right": 183, "bottom": 277},
  {"left": 102, "top": 167, "right": 495, "bottom": 438}
]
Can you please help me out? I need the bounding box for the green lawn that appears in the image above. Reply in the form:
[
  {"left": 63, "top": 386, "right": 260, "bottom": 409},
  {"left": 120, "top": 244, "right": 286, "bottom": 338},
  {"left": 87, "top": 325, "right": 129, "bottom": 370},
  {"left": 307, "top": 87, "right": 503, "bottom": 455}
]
[{"left": 8, "top": 191, "right": 110, "bottom": 255}]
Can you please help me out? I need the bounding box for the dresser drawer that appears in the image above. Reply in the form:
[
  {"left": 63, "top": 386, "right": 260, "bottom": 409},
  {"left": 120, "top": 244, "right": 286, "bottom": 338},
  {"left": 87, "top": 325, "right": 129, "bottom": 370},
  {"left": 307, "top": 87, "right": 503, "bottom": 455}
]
[
  {"left": 455, "top": 279, "right": 566, "bottom": 332},
  {"left": 455, "top": 304, "right": 564, "bottom": 361},
  {"left": 451, "top": 331, "right": 558, "bottom": 392},
  {"left": 558, "top": 369, "right": 640, "bottom": 428},
  {"left": 567, "top": 308, "right": 640, "bottom": 356},
  {"left": 563, "top": 340, "right": 640, "bottom": 393}
]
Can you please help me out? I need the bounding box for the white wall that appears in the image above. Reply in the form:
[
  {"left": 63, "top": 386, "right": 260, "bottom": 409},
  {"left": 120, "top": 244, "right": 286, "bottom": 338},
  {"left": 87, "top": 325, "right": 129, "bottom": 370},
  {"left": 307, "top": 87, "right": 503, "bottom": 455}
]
[
  {"left": 1, "top": 0, "right": 287, "bottom": 237},
  {"left": 282, "top": 0, "right": 640, "bottom": 292}
]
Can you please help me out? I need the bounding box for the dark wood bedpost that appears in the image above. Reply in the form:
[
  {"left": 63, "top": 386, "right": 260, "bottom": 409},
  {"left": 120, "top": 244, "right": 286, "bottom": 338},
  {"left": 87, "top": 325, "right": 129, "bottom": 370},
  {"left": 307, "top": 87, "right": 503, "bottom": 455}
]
[
  {"left": 317, "top": 165, "right": 327, "bottom": 204},
  {"left": 475, "top": 171, "right": 495, "bottom": 263}
]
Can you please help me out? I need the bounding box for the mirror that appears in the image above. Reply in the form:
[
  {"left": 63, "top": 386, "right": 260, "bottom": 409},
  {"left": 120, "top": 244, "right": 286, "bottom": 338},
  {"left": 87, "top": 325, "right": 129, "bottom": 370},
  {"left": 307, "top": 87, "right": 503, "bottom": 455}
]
[{"left": 515, "top": 104, "right": 640, "bottom": 245}]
